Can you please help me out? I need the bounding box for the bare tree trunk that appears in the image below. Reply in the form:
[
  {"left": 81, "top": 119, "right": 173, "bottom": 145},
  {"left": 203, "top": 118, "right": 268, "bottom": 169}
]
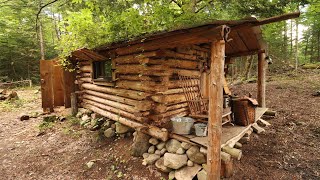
[
  {"left": 290, "top": 19, "right": 293, "bottom": 56},
  {"left": 244, "top": 56, "right": 254, "bottom": 80},
  {"left": 295, "top": 19, "right": 299, "bottom": 71},
  {"left": 38, "top": 19, "right": 45, "bottom": 60},
  {"left": 317, "top": 30, "right": 320, "bottom": 62},
  {"left": 283, "top": 22, "right": 288, "bottom": 60},
  {"left": 310, "top": 30, "right": 314, "bottom": 63},
  {"left": 304, "top": 33, "right": 309, "bottom": 62}
]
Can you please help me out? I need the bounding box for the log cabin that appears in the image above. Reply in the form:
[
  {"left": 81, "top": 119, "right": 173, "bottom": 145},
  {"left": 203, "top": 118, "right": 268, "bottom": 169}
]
[{"left": 40, "top": 12, "right": 300, "bottom": 179}]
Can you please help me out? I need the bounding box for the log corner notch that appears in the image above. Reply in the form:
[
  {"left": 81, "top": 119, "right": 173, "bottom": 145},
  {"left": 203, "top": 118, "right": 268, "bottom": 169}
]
[{"left": 207, "top": 40, "right": 225, "bottom": 180}]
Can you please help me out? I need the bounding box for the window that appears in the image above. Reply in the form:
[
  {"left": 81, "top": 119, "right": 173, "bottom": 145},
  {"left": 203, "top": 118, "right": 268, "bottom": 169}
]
[{"left": 92, "top": 60, "right": 112, "bottom": 82}]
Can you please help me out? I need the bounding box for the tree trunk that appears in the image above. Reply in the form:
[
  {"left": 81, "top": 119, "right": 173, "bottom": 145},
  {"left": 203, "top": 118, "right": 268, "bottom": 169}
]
[
  {"left": 310, "top": 31, "right": 314, "bottom": 63},
  {"left": 304, "top": 32, "right": 309, "bottom": 62},
  {"left": 244, "top": 55, "right": 254, "bottom": 80},
  {"left": 283, "top": 21, "right": 288, "bottom": 60},
  {"left": 290, "top": 19, "right": 293, "bottom": 56},
  {"left": 295, "top": 18, "right": 299, "bottom": 71},
  {"left": 317, "top": 30, "right": 320, "bottom": 62},
  {"left": 38, "top": 19, "right": 45, "bottom": 60}
]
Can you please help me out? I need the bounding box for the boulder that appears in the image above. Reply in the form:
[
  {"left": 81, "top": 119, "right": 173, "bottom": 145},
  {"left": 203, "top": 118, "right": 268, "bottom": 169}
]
[
  {"left": 186, "top": 146, "right": 206, "bottom": 164},
  {"left": 148, "top": 146, "right": 155, "bottom": 154},
  {"left": 197, "top": 169, "right": 207, "bottom": 180},
  {"left": 156, "top": 142, "right": 166, "bottom": 150},
  {"left": 163, "top": 153, "right": 188, "bottom": 170},
  {"left": 187, "top": 160, "right": 194, "bottom": 167},
  {"left": 169, "top": 171, "right": 175, "bottom": 180},
  {"left": 181, "top": 142, "right": 192, "bottom": 150},
  {"left": 91, "top": 113, "right": 102, "bottom": 119},
  {"left": 160, "top": 148, "right": 167, "bottom": 155},
  {"left": 149, "top": 138, "right": 159, "bottom": 145},
  {"left": 155, "top": 157, "right": 172, "bottom": 173},
  {"left": 142, "top": 153, "right": 149, "bottom": 159},
  {"left": 176, "top": 147, "right": 185, "bottom": 155},
  {"left": 115, "top": 122, "right": 130, "bottom": 134},
  {"left": 104, "top": 128, "right": 115, "bottom": 138},
  {"left": 155, "top": 150, "right": 161, "bottom": 155},
  {"left": 175, "top": 164, "right": 202, "bottom": 180},
  {"left": 81, "top": 114, "right": 90, "bottom": 122},
  {"left": 166, "top": 139, "right": 181, "bottom": 153},
  {"left": 143, "top": 154, "right": 160, "bottom": 165},
  {"left": 76, "top": 112, "right": 83, "bottom": 118},
  {"left": 130, "top": 131, "right": 151, "bottom": 157}
]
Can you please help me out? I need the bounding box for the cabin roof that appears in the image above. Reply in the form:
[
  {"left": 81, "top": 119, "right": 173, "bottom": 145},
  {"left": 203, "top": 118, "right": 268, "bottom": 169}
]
[{"left": 70, "top": 12, "right": 300, "bottom": 61}]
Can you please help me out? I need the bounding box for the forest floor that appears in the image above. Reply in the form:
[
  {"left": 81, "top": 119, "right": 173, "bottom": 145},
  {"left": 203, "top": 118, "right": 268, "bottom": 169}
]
[{"left": 0, "top": 69, "right": 319, "bottom": 180}]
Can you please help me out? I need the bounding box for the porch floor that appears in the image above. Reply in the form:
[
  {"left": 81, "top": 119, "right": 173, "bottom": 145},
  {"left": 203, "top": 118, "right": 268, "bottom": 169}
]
[{"left": 172, "top": 107, "right": 268, "bottom": 148}]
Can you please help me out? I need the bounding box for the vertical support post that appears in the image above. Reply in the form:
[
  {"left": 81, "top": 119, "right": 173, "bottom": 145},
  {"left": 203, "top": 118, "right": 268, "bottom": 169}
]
[
  {"left": 71, "top": 92, "right": 78, "bottom": 116},
  {"left": 208, "top": 40, "right": 225, "bottom": 180},
  {"left": 257, "top": 52, "right": 266, "bottom": 108}
]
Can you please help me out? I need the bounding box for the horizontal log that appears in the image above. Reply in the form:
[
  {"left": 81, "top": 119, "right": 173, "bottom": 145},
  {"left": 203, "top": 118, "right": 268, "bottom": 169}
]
[
  {"left": 172, "top": 69, "right": 201, "bottom": 77},
  {"left": 80, "top": 77, "right": 92, "bottom": 83},
  {"left": 82, "top": 99, "right": 147, "bottom": 122},
  {"left": 79, "top": 65, "right": 91, "bottom": 73},
  {"left": 115, "top": 64, "right": 171, "bottom": 76},
  {"left": 158, "top": 50, "right": 198, "bottom": 61},
  {"left": 93, "top": 81, "right": 115, "bottom": 87},
  {"left": 83, "top": 94, "right": 139, "bottom": 113},
  {"left": 116, "top": 80, "right": 168, "bottom": 92},
  {"left": 83, "top": 104, "right": 169, "bottom": 141},
  {"left": 154, "top": 102, "right": 189, "bottom": 113},
  {"left": 84, "top": 89, "right": 153, "bottom": 111},
  {"left": 78, "top": 73, "right": 91, "bottom": 78},
  {"left": 81, "top": 83, "right": 151, "bottom": 100},
  {"left": 149, "top": 58, "right": 200, "bottom": 70},
  {"left": 168, "top": 79, "right": 199, "bottom": 89},
  {"left": 113, "top": 51, "right": 160, "bottom": 64},
  {"left": 151, "top": 93, "right": 186, "bottom": 104},
  {"left": 162, "top": 88, "right": 184, "bottom": 95}
]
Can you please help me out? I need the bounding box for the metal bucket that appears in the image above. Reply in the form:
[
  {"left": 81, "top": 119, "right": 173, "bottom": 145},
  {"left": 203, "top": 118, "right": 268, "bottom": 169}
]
[
  {"left": 171, "top": 117, "right": 194, "bottom": 135},
  {"left": 194, "top": 123, "right": 207, "bottom": 137}
]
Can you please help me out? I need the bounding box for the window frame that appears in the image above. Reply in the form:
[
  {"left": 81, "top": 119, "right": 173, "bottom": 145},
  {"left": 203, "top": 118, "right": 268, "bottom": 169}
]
[{"left": 91, "top": 60, "right": 113, "bottom": 83}]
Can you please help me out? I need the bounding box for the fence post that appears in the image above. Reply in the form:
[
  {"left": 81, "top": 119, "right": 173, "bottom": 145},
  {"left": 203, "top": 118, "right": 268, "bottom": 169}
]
[{"left": 71, "top": 92, "right": 78, "bottom": 116}]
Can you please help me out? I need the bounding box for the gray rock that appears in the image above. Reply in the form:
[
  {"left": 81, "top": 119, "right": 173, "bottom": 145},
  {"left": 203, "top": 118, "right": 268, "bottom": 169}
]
[
  {"left": 104, "top": 128, "right": 115, "bottom": 138},
  {"left": 130, "top": 131, "right": 151, "bottom": 157},
  {"left": 19, "top": 114, "right": 30, "bottom": 121},
  {"left": 76, "top": 112, "right": 83, "bottom": 118},
  {"left": 163, "top": 153, "right": 188, "bottom": 169},
  {"left": 111, "top": 124, "right": 116, "bottom": 129},
  {"left": 91, "top": 113, "right": 102, "bottom": 119},
  {"left": 160, "top": 148, "right": 167, "bottom": 155},
  {"left": 115, "top": 122, "right": 130, "bottom": 134},
  {"left": 166, "top": 139, "right": 182, "bottom": 153},
  {"left": 176, "top": 147, "right": 185, "bottom": 155},
  {"left": 155, "top": 150, "right": 161, "bottom": 155},
  {"left": 149, "top": 138, "right": 159, "bottom": 145},
  {"left": 181, "top": 142, "right": 192, "bottom": 150},
  {"left": 186, "top": 146, "right": 207, "bottom": 164},
  {"left": 143, "top": 153, "right": 150, "bottom": 159},
  {"left": 86, "top": 161, "right": 94, "bottom": 169},
  {"left": 187, "top": 160, "right": 194, "bottom": 167},
  {"left": 155, "top": 157, "right": 172, "bottom": 173},
  {"left": 81, "top": 114, "right": 90, "bottom": 122},
  {"left": 175, "top": 164, "right": 202, "bottom": 180},
  {"left": 148, "top": 146, "right": 155, "bottom": 154},
  {"left": 102, "top": 120, "right": 112, "bottom": 129},
  {"left": 156, "top": 142, "right": 166, "bottom": 150},
  {"left": 143, "top": 154, "right": 160, "bottom": 165},
  {"left": 169, "top": 171, "right": 175, "bottom": 180},
  {"left": 197, "top": 169, "right": 207, "bottom": 180}
]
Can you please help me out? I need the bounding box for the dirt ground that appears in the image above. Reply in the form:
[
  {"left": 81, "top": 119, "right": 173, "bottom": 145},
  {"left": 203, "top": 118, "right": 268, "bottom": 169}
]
[{"left": 0, "top": 69, "right": 319, "bottom": 180}]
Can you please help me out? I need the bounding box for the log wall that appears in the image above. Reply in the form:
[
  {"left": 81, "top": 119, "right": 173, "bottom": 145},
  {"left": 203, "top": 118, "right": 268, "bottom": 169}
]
[{"left": 76, "top": 43, "right": 211, "bottom": 129}]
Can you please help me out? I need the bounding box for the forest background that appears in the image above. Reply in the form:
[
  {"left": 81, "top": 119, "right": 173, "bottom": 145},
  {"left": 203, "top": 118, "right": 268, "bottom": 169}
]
[{"left": 0, "top": 0, "right": 319, "bottom": 83}]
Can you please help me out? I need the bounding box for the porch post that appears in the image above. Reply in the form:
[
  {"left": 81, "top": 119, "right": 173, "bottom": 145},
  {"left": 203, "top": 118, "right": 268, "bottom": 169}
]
[
  {"left": 208, "top": 40, "right": 225, "bottom": 179},
  {"left": 257, "top": 52, "right": 266, "bottom": 108}
]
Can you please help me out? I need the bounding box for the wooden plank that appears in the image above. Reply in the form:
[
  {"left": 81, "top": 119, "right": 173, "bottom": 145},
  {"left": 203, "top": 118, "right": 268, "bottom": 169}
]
[
  {"left": 52, "top": 61, "right": 65, "bottom": 106},
  {"left": 114, "top": 25, "right": 227, "bottom": 56},
  {"left": 190, "top": 125, "right": 252, "bottom": 148},
  {"left": 40, "top": 60, "right": 54, "bottom": 111},
  {"left": 255, "top": 107, "right": 268, "bottom": 121},
  {"left": 207, "top": 40, "right": 225, "bottom": 179}
]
